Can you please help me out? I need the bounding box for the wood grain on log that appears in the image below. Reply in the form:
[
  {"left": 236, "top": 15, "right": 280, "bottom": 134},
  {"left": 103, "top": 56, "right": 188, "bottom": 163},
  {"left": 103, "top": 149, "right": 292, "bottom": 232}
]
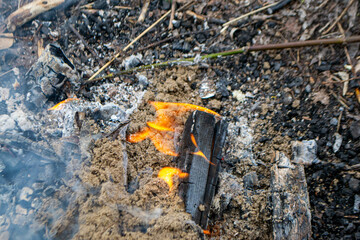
[
  {"left": 176, "top": 110, "right": 227, "bottom": 229},
  {"left": 271, "top": 151, "right": 312, "bottom": 240},
  {"left": 6, "top": 0, "right": 65, "bottom": 32}
]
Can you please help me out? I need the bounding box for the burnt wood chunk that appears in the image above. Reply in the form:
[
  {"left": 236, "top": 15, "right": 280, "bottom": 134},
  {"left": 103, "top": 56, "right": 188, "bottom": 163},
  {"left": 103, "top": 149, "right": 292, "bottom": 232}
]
[
  {"left": 271, "top": 151, "right": 312, "bottom": 240},
  {"left": 176, "top": 110, "right": 227, "bottom": 229}
]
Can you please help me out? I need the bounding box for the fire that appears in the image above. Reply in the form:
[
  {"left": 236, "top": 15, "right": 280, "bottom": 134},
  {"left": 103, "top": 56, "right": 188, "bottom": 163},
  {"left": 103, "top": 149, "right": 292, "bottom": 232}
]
[
  {"left": 190, "top": 134, "right": 214, "bottom": 165},
  {"left": 203, "top": 230, "right": 211, "bottom": 235},
  {"left": 127, "top": 101, "right": 220, "bottom": 157},
  {"left": 157, "top": 167, "right": 189, "bottom": 191},
  {"left": 48, "top": 97, "right": 79, "bottom": 110}
]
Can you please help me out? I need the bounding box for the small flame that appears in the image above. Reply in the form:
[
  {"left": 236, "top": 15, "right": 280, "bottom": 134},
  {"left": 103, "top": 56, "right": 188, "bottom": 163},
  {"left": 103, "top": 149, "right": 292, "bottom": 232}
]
[
  {"left": 127, "top": 127, "right": 151, "bottom": 143},
  {"left": 150, "top": 101, "right": 220, "bottom": 116},
  {"left": 158, "top": 167, "right": 189, "bottom": 190},
  {"left": 147, "top": 122, "right": 174, "bottom": 132},
  {"left": 190, "top": 134, "right": 214, "bottom": 165},
  {"left": 203, "top": 230, "right": 211, "bottom": 235},
  {"left": 48, "top": 97, "right": 79, "bottom": 110},
  {"left": 127, "top": 101, "right": 220, "bottom": 157}
]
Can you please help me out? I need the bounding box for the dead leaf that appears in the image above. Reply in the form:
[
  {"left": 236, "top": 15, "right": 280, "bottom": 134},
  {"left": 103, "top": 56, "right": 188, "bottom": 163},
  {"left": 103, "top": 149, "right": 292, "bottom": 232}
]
[
  {"left": 312, "top": 89, "right": 330, "bottom": 105},
  {"left": 0, "top": 33, "right": 14, "bottom": 50}
]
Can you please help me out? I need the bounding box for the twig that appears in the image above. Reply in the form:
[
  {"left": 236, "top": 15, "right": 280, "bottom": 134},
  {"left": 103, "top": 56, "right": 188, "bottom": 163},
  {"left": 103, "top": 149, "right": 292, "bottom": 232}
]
[
  {"left": 223, "top": 2, "right": 279, "bottom": 27},
  {"left": 86, "top": 35, "right": 360, "bottom": 82},
  {"left": 330, "top": 91, "right": 350, "bottom": 109},
  {"left": 138, "top": 0, "right": 150, "bottom": 23},
  {"left": 322, "top": 0, "right": 356, "bottom": 35},
  {"left": 169, "top": 0, "right": 176, "bottom": 30},
  {"left": 87, "top": 9, "right": 171, "bottom": 81},
  {"left": 6, "top": 0, "right": 65, "bottom": 32},
  {"left": 132, "top": 29, "right": 213, "bottom": 54},
  {"left": 68, "top": 23, "right": 102, "bottom": 63},
  {"left": 114, "top": 6, "right": 132, "bottom": 10},
  {"left": 186, "top": 10, "right": 206, "bottom": 21},
  {"left": 87, "top": 0, "right": 195, "bottom": 82},
  {"left": 336, "top": 109, "right": 342, "bottom": 133}
]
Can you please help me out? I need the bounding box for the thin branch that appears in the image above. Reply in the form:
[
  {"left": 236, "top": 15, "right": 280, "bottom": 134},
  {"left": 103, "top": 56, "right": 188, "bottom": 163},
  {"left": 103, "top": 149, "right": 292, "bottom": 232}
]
[
  {"left": 322, "top": 0, "right": 356, "bottom": 35},
  {"left": 223, "top": 2, "right": 279, "bottom": 27},
  {"left": 87, "top": 9, "right": 171, "bottom": 81},
  {"left": 168, "top": 0, "right": 176, "bottom": 30},
  {"left": 85, "top": 35, "right": 360, "bottom": 83},
  {"left": 138, "top": 0, "right": 150, "bottom": 23},
  {"left": 87, "top": 0, "right": 195, "bottom": 82}
]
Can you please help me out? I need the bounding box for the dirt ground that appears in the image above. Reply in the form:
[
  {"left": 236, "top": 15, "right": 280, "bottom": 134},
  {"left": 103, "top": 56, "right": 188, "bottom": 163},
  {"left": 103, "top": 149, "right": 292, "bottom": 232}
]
[{"left": 1, "top": 0, "right": 360, "bottom": 239}]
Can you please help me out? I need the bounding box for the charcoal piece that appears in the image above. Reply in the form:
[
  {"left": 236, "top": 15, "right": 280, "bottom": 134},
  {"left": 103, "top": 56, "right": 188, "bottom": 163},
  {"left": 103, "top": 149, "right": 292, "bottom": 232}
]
[
  {"left": 176, "top": 110, "right": 227, "bottom": 229},
  {"left": 271, "top": 151, "right": 312, "bottom": 240}
]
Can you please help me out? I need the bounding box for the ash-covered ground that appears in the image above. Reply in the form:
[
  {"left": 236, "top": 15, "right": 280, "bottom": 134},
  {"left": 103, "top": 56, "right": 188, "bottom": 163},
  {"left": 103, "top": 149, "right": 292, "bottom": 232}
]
[{"left": 0, "top": 0, "right": 360, "bottom": 239}]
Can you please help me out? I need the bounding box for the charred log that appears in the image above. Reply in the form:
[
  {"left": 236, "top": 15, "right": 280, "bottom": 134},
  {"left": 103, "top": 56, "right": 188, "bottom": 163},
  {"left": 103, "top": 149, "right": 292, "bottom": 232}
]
[
  {"left": 176, "top": 110, "right": 227, "bottom": 229},
  {"left": 271, "top": 151, "right": 312, "bottom": 240}
]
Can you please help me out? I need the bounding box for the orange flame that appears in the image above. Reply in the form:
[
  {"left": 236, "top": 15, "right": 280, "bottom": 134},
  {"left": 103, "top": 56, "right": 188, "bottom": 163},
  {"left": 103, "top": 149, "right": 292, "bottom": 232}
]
[
  {"left": 190, "top": 134, "right": 214, "bottom": 165},
  {"left": 127, "top": 101, "right": 220, "bottom": 157},
  {"left": 158, "top": 167, "right": 189, "bottom": 191},
  {"left": 48, "top": 98, "right": 79, "bottom": 110},
  {"left": 203, "top": 230, "right": 211, "bottom": 235}
]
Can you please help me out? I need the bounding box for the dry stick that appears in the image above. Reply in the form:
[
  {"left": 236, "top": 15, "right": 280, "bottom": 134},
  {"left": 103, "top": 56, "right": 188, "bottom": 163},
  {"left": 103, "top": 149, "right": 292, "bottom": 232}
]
[
  {"left": 87, "top": 0, "right": 194, "bottom": 82},
  {"left": 121, "top": 35, "right": 360, "bottom": 74},
  {"left": 222, "top": 1, "right": 279, "bottom": 27},
  {"left": 138, "top": 0, "right": 150, "bottom": 23},
  {"left": 132, "top": 29, "right": 213, "bottom": 54},
  {"left": 6, "top": 0, "right": 65, "bottom": 32},
  {"left": 168, "top": 0, "right": 176, "bottom": 30},
  {"left": 87, "top": 9, "right": 171, "bottom": 81},
  {"left": 68, "top": 23, "right": 102, "bottom": 64},
  {"left": 322, "top": 0, "right": 355, "bottom": 35},
  {"left": 88, "top": 35, "right": 360, "bottom": 82}
]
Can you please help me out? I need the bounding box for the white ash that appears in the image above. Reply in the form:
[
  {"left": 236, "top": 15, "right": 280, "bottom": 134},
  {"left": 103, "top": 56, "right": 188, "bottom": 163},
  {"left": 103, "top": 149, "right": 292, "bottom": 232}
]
[
  {"left": 19, "top": 187, "right": 33, "bottom": 202},
  {"left": 0, "top": 87, "right": 9, "bottom": 101},
  {"left": 10, "top": 109, "right": 33, "bottom": 131},
  {"left": 225, "top": 116, "right": 256, "bottom": 166},
  {"left": 0, "top": 115, "right": 16, "bottom": 132}
]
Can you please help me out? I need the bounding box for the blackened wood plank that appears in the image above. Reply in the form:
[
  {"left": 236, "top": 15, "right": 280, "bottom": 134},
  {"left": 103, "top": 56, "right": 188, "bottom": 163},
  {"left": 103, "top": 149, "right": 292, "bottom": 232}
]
[
  {"left": 200, "top": 119, "right": 228, "bottom": 228},
  {"left": 176, "top": 110, "right": 227, "bottom": 229}
]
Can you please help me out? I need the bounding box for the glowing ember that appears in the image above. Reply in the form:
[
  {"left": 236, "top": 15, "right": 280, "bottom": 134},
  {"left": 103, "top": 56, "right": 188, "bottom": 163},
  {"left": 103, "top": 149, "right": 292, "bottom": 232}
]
[
  {"left": 190, "top": 134, "right": 214, "bottom": 165},
  {"left": 127, "top": 101, "right": 220, "bottom": 157},
  {"left": 157, "top": 167, "right": 189, "bottom": 190},
  {"left": 48, "top": 97, "right": 79, "bottom": 110}
]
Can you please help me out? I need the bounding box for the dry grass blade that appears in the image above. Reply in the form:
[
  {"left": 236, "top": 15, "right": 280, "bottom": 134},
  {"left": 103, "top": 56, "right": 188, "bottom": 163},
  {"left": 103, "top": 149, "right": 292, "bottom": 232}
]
[
  {"left": 223, "top": 2, "right": 279, "bottom": 27},
  {"left": 322, "top": 0, "right": 356, "bottom": 35},
  {"left": 87, "top": 9, "right": 171, "bottom": 81}
]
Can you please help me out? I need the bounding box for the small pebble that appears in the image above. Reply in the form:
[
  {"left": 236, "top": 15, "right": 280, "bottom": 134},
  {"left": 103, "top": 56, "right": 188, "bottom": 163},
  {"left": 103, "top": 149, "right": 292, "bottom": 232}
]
[{"left": 330, "top": 118, "right": 338, "bottom": 126}]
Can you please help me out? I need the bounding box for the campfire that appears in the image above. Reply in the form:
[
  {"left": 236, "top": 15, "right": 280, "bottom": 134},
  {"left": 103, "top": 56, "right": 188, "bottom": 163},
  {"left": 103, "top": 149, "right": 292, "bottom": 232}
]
[{"left": 2, "top": 0, "right": 357, "bottom": 239}]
